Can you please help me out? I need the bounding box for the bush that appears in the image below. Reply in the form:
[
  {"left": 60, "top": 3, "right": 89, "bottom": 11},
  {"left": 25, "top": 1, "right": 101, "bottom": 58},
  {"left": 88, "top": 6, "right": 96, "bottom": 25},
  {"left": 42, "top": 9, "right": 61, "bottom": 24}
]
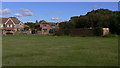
[
  {"left": 94, "top": 27, "right": 103, "bottom": 36},
  {"left": 37, "top": 27, "right": 42, "bottom": 31},
  {"left": 104, "top": 33, "right": 118, "bottom": 37},
  {"left": 32, "top": 30, "right": 37, "bottom": 34},
  {"left": 24, "top": 27, "right": 29, "bottom": 31}
]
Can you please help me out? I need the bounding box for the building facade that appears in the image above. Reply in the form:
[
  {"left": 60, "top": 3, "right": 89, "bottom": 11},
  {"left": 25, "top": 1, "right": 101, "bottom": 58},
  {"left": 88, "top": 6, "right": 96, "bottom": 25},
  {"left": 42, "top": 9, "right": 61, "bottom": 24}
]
[
  {"left": 36, "top": 21, "right": 59, "bottom": 34},
  {"left": 0, "top": 17, "right": 24, "bottom": 34}
]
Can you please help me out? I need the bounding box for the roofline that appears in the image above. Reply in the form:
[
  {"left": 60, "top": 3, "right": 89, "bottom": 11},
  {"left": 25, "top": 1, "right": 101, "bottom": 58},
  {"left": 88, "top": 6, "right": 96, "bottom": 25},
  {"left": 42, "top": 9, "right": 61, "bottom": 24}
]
[
  {"left": 4, "top": 18, "right": 16, "bottom": 25},
  {"left": 0, "top": 17, "right": 7, "bottom": 18},
  {"left": 40, "top": 21, "right": 59, "bottom": 24}
]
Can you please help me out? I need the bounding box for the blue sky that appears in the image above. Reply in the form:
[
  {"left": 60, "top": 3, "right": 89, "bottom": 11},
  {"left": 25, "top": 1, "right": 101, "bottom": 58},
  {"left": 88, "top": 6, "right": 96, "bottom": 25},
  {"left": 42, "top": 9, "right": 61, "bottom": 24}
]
[
  {"left": 0, "top": 2, "right": 119, "bottom": 23},
  {"left": 2, "top": 0, "right": 120, "bottom": 2}
]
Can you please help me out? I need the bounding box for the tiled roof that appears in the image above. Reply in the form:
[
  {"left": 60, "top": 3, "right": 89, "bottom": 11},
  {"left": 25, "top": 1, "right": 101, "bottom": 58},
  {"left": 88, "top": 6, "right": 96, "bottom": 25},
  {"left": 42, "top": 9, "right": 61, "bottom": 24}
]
[
  {"left": 0, "top": 18, "right": 8, "bottom": 24},
  {"left": 0, "top": 17, "right": 22, "bottom": 24},
  {"left": 11, "top": 18, "right": 21, "bottom": 24},
  {"left": 40, "top": 21, "right": 58, "bottom": 24}
]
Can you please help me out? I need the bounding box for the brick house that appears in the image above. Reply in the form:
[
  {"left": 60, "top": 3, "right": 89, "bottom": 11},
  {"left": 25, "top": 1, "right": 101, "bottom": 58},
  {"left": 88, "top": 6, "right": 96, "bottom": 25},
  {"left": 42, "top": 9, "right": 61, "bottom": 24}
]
[
  {"left": 0, "top": 17, "right": 24, "bottom": 34},
  {"left": 36, "top": 21, "right": 59, "bottom": 34}
]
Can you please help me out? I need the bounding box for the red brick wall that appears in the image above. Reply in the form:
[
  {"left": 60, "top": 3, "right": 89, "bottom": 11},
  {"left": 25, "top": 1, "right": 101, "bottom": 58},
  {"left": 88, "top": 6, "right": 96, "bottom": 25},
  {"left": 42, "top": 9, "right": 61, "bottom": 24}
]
[
  {"left": 40, "top": 23, "right": 59, "bottom": 34},
  {"left": 70, "top": 29, "right": 95, "bottom": 36},
  {"left": 40, "top": 23, "right": 52, "bottom": 34},
  {"left": 4, "top": 20, "right": 14, "bottom": 30}
]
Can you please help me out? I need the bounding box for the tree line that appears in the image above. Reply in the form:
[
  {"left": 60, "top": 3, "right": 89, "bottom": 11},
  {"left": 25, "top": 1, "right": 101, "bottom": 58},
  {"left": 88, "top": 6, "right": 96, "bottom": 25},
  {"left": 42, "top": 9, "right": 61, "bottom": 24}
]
[
  {"left": 59, "top": 9, "right": 120, "bottom": 35},
  {"left": 11, "top": 9, "right": 120, "bottom": 35}
]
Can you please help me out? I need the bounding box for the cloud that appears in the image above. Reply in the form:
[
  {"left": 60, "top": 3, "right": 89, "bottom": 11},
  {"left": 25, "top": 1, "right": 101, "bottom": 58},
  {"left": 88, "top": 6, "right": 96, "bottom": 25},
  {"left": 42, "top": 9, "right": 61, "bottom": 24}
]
[
  {"left": 13, "top": 13, "right": 22, "bottom": 17},
  {"left": 19, "top": 8, "right": 33, "bottom": 16},
  {"left": 51, "top": 18, "right": 61, "bottom": 20},
  {"left": 0, "top": 8, "right": 10, "bottom": 15}
]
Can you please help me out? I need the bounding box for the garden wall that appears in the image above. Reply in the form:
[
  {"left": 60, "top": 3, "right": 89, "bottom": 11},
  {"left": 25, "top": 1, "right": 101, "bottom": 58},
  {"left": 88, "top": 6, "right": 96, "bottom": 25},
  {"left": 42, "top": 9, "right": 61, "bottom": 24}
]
[
  {"left": 70, "top": 28, "right": 95, "bottom": 36},
  {"left": 70, "top": 28, "right": 109, "bottom": 36}
]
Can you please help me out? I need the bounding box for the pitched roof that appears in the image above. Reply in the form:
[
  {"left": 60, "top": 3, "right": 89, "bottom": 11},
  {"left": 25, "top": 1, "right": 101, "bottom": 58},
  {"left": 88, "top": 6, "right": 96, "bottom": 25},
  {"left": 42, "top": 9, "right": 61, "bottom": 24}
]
[
  {"left": 0, "top": 18, "right": 8, "bottom": 24},
  {"left": 11, "top": 18, "right": 21, "bottom": 24},
  {"left": 0, "top": 17, "right": 22, "bottom": 24}
]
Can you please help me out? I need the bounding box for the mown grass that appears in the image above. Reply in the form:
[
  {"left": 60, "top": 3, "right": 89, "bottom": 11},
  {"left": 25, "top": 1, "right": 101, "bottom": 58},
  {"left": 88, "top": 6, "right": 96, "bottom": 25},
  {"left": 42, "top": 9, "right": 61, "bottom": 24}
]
[{"left": 2, "top": 35, "right": 118, "bottom": 66}]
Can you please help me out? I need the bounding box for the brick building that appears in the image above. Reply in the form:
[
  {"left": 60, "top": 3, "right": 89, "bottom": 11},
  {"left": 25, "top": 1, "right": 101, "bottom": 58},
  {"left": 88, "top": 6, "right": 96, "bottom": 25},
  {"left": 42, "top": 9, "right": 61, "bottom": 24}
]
[
  {"left": 36, "top": 21, "right": 59, "bottom": 34},
  {"left": 0, "top": 17, "right": 24, "bottom": 34}
]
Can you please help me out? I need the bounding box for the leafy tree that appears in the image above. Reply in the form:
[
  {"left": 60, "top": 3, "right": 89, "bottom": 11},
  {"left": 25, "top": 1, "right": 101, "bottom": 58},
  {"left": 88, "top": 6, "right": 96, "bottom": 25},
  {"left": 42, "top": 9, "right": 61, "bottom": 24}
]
[
  {"left": 36, "top": 27, "right": 42, "bottom": 31},
  {"left": 35, "top": 20, "right": 39, "bottom": 23},
  {"left": 94, "top": 27, "right": 103, "bottom": 36},
  {"left": 39, "top": 20, "right": 46, "bottom": 23},
  {"left": 24, "top": 27, "right": 29, "bottom": 31},
  {"left": 9, "top": 17, "right": 18, "bottom": 20},
  {"left": 69, "top": 9, "right": 120, "bottom": 35},
  {"left": 58, "top": 21, "right": 75, "bottom": 35},
  {"left": 25, "top": 22, "right": 35, "bottom": 29}
]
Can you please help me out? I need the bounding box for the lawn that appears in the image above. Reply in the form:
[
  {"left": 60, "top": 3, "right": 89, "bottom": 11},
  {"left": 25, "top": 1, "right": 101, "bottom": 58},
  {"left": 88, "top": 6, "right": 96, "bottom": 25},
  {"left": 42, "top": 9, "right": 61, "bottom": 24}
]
[{"left": 2, "top": 35, "right": 118, "bottom": 66}]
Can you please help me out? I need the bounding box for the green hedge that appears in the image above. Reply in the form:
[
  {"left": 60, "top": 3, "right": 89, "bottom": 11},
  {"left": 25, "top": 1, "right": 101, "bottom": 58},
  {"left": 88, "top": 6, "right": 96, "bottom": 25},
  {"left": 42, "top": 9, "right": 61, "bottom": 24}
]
[{"left": 94, "top": 27, "right": 103, "bottom": 36}]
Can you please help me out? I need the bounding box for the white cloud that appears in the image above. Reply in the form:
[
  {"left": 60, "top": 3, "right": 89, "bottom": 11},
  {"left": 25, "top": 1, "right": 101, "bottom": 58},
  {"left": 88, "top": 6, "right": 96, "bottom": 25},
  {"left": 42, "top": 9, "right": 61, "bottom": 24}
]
[
  {"left": 51, "top": 18, "right": 61, "bottom": 20},
  {"left": 13, "top": 13, "right": 22, "bottom": 17},
  {"left": 0, "top": 8, "right": 10, "bottom": 15},
  {"left": 19, "top": 8, "right": 33, "bottom": 16}
]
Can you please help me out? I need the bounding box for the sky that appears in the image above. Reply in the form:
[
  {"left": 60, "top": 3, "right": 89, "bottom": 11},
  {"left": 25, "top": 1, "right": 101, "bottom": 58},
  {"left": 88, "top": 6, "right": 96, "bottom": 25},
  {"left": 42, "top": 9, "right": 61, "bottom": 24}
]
[
  {"left": 2, "top": 0, "right": 120, "bottom": 2},
  {"left": 0, "top": 2, "right": 119, "bottom": 23}
]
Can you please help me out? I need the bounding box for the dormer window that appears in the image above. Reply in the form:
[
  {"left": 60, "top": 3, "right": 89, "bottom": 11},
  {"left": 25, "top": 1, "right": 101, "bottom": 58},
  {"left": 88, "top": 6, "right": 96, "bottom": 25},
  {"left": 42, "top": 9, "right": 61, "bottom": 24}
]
[{"left": 7, "top": 24, "right": 12, "bottom": 27}]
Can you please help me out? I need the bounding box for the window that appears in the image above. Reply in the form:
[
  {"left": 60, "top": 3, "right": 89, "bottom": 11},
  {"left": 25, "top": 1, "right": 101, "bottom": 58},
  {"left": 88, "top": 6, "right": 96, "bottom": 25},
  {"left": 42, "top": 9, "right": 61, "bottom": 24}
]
[
  {"left": 7, "top": 24, "right": 12, "bottom": 27},
  {"left": 49, "top": 29, "right": 55, "bottom": 33},
  {"left": 0, "top": 24, "right": 3, "bottom": 27},
  {"left": 43, "top": 29, "right": 47, "bottom": 32},
  {"left": 43, "top": 24, "right": 46, "bottom": 26},
  {"left": 51, "top": 24, "right": 56, "bottom": 28},
  {"left": 51, "top": 24, "right": 56, "bottom": 26}
]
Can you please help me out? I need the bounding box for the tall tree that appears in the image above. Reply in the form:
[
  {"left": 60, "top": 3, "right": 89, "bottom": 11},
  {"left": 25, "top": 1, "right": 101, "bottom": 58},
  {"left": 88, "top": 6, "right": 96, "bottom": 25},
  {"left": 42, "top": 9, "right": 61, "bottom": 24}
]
[
  {"left": 35, "top": 20, "right": 39, "bottom": 23},
  {"left": 63, "top": 9, "right": 120, "bottom": 35}
]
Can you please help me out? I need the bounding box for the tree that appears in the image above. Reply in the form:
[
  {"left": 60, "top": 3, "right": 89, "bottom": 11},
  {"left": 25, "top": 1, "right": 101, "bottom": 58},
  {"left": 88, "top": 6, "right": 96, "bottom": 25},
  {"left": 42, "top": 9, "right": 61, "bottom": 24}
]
[
  {"left": 24, "top": 27, "right": 29, "bottom": 31},
  {"left": 24, "top": 22, "right": 35, "bottom": 29},
  {"left": 58, "top": 21, "right": 75, "bottom": 35},
  {"left": 69, "top": 9, "right": 120, "bottom": 35},
  {"left": 35, "top": 25, "right": 42, "bottom": 31},
  {"left": 39, "top": 20, "right": 46, "bottom": 23},
  {"left": 56, "top": 9, "right": 120, "bottom": 35},
  {"left": 94, "top": 27, "right": 103, "bottom": 36},
  {"left": 35, "top": 20, "right": 39, "bottom": 23},
  {"left": 9, "top": 17, "right": 18, "bottom": 20},
  {"left": 109, "top": 11, "right": 120, "bottom": 34}
]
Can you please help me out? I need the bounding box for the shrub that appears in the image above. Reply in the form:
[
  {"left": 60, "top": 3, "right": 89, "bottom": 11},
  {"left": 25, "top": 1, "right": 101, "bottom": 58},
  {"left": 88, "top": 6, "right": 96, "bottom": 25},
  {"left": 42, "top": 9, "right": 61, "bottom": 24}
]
[
  {"left": 37, "top": 27, "right": 42, "bottom": 31},
  {"left": 24, "top": 27, "right": 29, "bottom": 31},
  {"left": 104, "top": 33, "right": 118, "bottom": 37},
  {"left": 94, "top": 27, "right": 103, "bottom": 36}
]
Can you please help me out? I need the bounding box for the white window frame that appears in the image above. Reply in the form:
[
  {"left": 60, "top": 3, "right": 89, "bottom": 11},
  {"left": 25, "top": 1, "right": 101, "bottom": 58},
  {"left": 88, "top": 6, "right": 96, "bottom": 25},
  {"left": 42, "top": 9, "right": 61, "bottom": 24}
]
[
  {"left": 7, "top": 24, "right": 12, "bottom": 27},
  {"left": 43, "top": 29, "right": 47, "bottom": 32}
]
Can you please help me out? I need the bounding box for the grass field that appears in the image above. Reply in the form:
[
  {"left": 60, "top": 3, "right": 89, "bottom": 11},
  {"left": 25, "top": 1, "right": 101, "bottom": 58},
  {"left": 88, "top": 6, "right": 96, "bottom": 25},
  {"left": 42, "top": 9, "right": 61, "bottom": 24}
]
[{"left": 2, "top": 35, "right": 118, "bottom": 66}]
